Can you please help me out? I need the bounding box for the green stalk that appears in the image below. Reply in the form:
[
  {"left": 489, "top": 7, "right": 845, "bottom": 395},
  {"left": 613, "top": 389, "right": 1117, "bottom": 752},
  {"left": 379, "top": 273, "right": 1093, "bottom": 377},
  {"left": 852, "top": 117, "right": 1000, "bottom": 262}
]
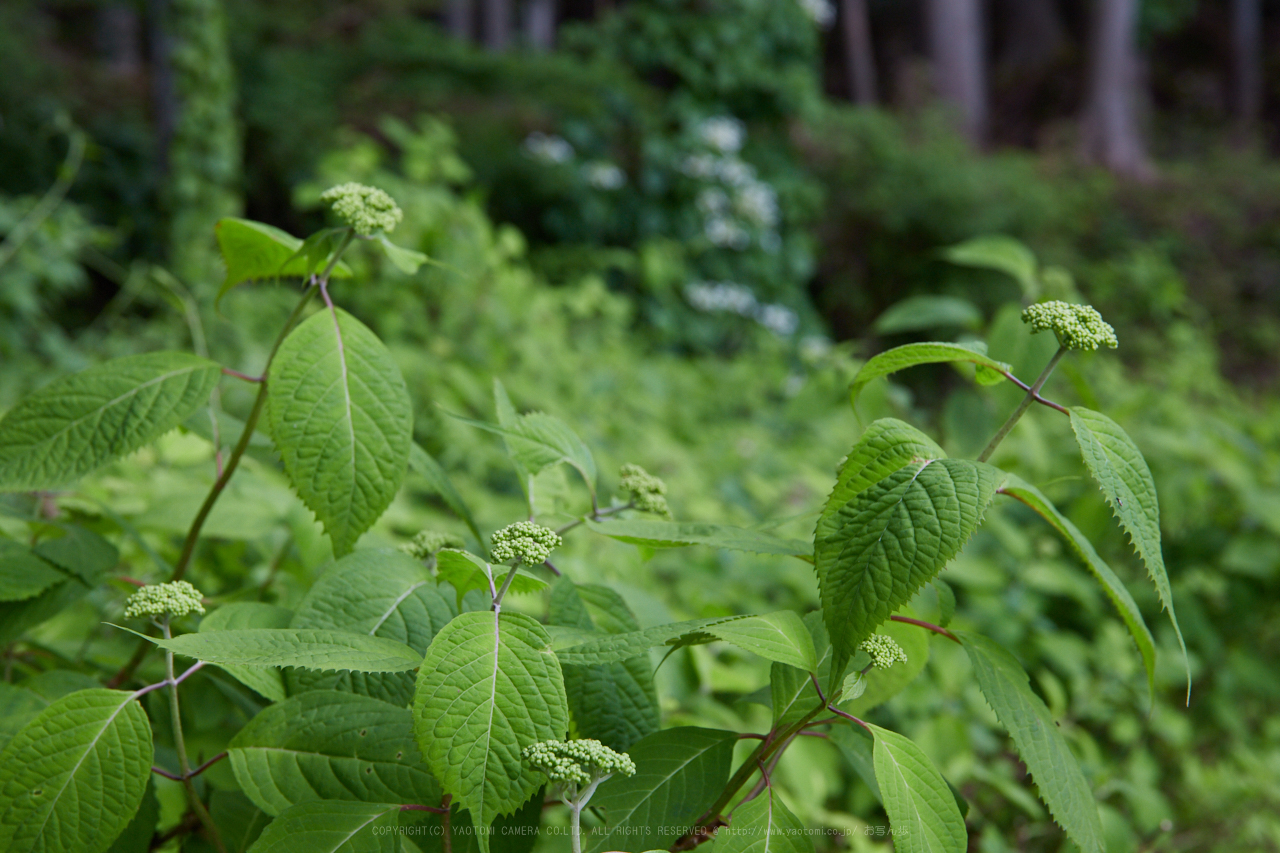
[
  {"left": 163, "top": 620, "right": 226, "bottom": 853},
  {"left": 978, "top": 345, "right": 1067, "bottom": 464}
]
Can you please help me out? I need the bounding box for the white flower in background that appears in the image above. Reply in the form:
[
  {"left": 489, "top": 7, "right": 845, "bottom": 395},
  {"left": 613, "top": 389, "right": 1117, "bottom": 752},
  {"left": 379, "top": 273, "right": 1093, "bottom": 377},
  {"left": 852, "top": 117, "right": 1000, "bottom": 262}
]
[
  {"left": 684, "top": 281, "right": 758, "bottom": 315},
  {"left": 680, "top": 154, "right": 717, "bottom": 178},
  {"left": 796, "top": 0, "right": 835, "bottom": 27},
  {"left": 756, "top": 303, "right": 799, "bottom": 336},
  {"left": 696, "top": 187, "right": 730, "bottom": 216},
  {"left": 716, "top": 159, "right": 755, "bottom": 187},
  {"left": 697, "top": 116, "right": 746, "bottom": 154},
  {"left": 584, "top": 161, "right": 626, "bottom": 190},
  {"left": 760, "top": 231, "right": 782, "bottom": 253},
  {"left": 705, "top": 217, "right": 750, "bottom": 249},
  {"left": 800, "top": 335, "right": 831, "bottom": 360},
  {"left": 523, "top": 132, "right": 574, "bottom": 164},
  {"left": 735, "top": 183, "right": 779, "bottom": 228}
]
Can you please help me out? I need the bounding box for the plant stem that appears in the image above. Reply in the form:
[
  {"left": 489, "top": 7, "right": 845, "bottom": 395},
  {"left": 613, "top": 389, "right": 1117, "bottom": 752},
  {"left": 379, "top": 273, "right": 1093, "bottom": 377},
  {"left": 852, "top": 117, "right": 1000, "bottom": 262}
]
[
  {"left": 889, "top": 614, "right": 961, "bottom": 644},
  {"left": 978, "top": 346, "right": 1067, "bottom": 463},
  {"left": 441, "top": 794, "right": 452, "bottom": 853},
  {"left": 163, "top": 622, "right": 226, "bottom": 853},
  {"left": 492, "top": 563, "right": 520, "bottom": 611}
]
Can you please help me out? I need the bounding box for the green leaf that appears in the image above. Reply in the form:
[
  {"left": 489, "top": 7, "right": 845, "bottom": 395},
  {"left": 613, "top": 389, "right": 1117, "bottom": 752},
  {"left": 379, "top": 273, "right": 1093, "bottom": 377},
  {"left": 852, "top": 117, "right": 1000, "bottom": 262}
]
[
  {"left": 0, "top": 352, "right": 222, "bottom": 492},
  {"left": 436, "top": 549, "right": 547, "bottom": 611},
  {"left": 247, "top": 801, "right": 399, "bottom": 853},
  {"left": 704, "top": 611, "right": 817, "bottom": 671},
  {"left": 552, "top": 617, "right": 740, "bottom": 666},
  {"left": 770, "top": 612, "right": 836, "bottom": 731},
  {"left": 840, "top": 617, "right": 930, "bottom": 716},
  {"left": 955, "top": 631, "right": 1104, "bottom": 853},
  {"left": 106, "top": 777, "right": 158, "bottom": 853},
  {"left": 0, "top": 688, "right": 153, "bottom": 853},
  {"left": 830, "top": 724, "right": 879, "bottom": 801},
  {"left": 589, "top": 727, "right": 737, "bottom": 853},
  {"left": 268, "top": 308, "right": 414, "bottom": 556},
  {"left": 816, "top": 458, "right": 1001, "bottom": 673},
  {"left": 549, "top": 578, "right": 658, "bottom": 752},
  {"left": 998, "top": 475, "right": 1157, "bottom": 701},
  {"left": 377, "top": 234, "right": 429, "bottom": 274},
  {"left": 869, "top": 724, "right": 967, "bottom": 853},
  {"left": 0, "top": 539, "right": 65, "bottom": 601},
  {"left": 413, "top": 610, "right": 568, "bottom": 846},
  {"left": 33, "top": 525, "right": 119, "bottom": 582},
  {"left": 932, "top": 580, "right": 955, "bottom": 628},
  {"left": 1069, "top": 407, "right": 1187, "bottom": 692},
  {"left": 715, "top": 787, "right": 814, "bottom": 853},
  {"left": 450, "top": 410, "right": 597, "bottom": 501},
  {"left": 137, "top": 628, "right": 423, "bottom": 672},
  {"left": 0, "top": 683, "right": 47, "bottom": 750},
  {"left": 210, "top": 790, "right": 270, "bottom": 853},
  {"left": 214, "top": 218, "right": 351, "bottom": 305},
  {"left": 407, "top": 443, "right": 485, "bottom": 551},
  {"left": 942, "top": 234, "right": 1038, "bottom": 296},
  {"left": 229, "top": 692, "right": 440, "bottom": 815},
  {"left": 288, "top": 549, "right": 456, "bottom": 705},
  {"left": 0, "top": 537, "right": 114, "bottom": 645},
  {"left": 849, "top": 343, "right": 1012, "bottom": 413},
  {"left": 872, "top": 295, "right": 983, "bottom": 335},
  {"left": 585, "top": 519, "right": 810, "bottom": 558},
  {"left": 201, "top": 603, "right": 293, "bottom": 703}
]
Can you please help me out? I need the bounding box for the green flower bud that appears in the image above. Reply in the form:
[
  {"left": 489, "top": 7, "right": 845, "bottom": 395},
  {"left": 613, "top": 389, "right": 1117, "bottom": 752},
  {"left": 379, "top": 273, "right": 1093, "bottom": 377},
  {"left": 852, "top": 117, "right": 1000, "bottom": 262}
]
[
  {"left": 490, "top": 521, "right": 560, "bottom": 565},
  {"left": 619, "top": 463, "right": 671, "bottom": 518},
  {"left": 400, "top": 530, "right": 466, "bottom": 560},
  {"left": 319, "top": 182, "right": 403, "bottom": 236},
  {"left": 1020, "top": 301, "right": 1118, "bottom": 351},
  {"left": 522, "top": 739, "right": 636, "bottom": 788},
  {"left": 859, "top": 633, "right": 908, "bottom": 670},
  {"left": 124, "top": 581, "right": 206, "bottom": 620}
]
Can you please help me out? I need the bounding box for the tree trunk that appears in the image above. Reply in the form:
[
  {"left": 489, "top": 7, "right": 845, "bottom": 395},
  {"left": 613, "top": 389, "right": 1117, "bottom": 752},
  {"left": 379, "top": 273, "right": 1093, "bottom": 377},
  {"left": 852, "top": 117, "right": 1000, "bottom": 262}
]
[
  {"left": 1231, "top": 0, "right": 1262, "bottom": 126},
  {"left": 998, "top": 0, "right": 1065, "bottom": 71},
  {"left": 445, "top": 0, "right": 473, "bottom": 41},
  {"left": 1080, "top": 0, "right": 1153, "bottom": 179},
  {"left": 147, "top": 0, "right": 176, "bottom": 175},
  {"left": 925, "top": 0, "right": 987, "bottom": 145},
  {"left": 482, "top": 0, "right": 512, "bottom": 50},
  {"left": 840, "top": 0, "right": 877, "bottom": 104},
  {"left": 526, "top": 0, "right": 557, "bottom": 50},
  {"left": 96, "top": 4, "right": 143, "bottom": 76}
]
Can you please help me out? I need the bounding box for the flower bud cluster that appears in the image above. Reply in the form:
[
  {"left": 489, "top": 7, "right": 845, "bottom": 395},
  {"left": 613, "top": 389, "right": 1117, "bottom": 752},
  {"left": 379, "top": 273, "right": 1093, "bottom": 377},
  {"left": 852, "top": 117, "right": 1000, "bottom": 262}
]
[
  {"left": 400, "top": 530, "right": 466, "bottom": 560},
  {"left": 319, "top": 182, "right": 403, "bottom": 236},
  {"left": 124, "top": 581, "right": 206, "bottom": 620},
  {"left": 490, "top": 521, "right": 560, "bottom": 565},
  {"left": 619, "top": 464, "right": 671, "bottom": 518},
  {"left": 1021, "top": 301, "right": 1118, "bottom": 351},
  {"left": 859, "top": 634, "right": 908, "bottom": 669},
  {"left": 522, "top": 739, "right": 636, "bottom": 787}
]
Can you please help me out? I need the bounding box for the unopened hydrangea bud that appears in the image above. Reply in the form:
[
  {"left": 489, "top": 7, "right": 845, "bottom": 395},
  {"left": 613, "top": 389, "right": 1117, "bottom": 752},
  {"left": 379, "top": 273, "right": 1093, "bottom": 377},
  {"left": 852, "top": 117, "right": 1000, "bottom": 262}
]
[
  {"left": 619, "top": 463, "right": 671, "bottom": 518},
  {"left": 400, "top": 530, "right": 466, "bottom": 560},
  {"left": 124, "top": 581, "right": 206, "bottom": 620},
  {"left": 490, "top": 521, "right": 560, "bottom": 565},
  {"left": 319, "top": 182, "right": 403, "bottom": 236},
  {"left": 522, "top": 739, "right": 636, "bottom": 788},
  {"left": 1021, "top": 301, "right": 1118, "bottom": 351},
  {"left": 860, "top": 634, "right": 908, "bottom": 669}
]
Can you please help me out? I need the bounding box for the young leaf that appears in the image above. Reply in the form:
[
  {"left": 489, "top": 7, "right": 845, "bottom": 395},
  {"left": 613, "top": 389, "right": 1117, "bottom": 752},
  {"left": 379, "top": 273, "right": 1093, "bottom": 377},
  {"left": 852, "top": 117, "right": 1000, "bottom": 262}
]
[
  {"left": 585, "top": 519, "right": 810, "bottom": 558},
  {"left": 869, "top": 724, "right": 967, "bottom": 853},
  {"left": 287, "top": 549, "right": 456, "bottom": 705},
  {"left": 0, "top": 352, "right": 222, "bottom": 492},
  {"left": 0, "top": 539, "right": 66, "bottom": 602},
  {"left": 552, "top": 617, "right": 741, "bottom": 666},
  {"left": 1069, "top": 407, "right": 1187, "bottom": 692},
  {"left": 201, "top": 602, "right": 293, "bottom": 703},
  {"left": 450, "top": 410, "right": 597, "bottom": 501},
  {"left": 704, "top": 611, "right": 818, "bottom": 671},
  {"left": 413, "top": 610, "right": 568, "bottom": 848},
  {"left": 716, "top": 787, "right": 814, "bottom": 853},
  {"left": 135, "top": 628, "right": 423, "bottom": 672},
  {"left": 229, "top": 692, "right": 440, "bottom": 815},
  {"left": 268, "top": 308, "right": 414, "bottom": 556},
  {"left": 214, "top": 218, "right": 351, "bottom": 305},
  {"left": 377, "top": 234, "right": 429, "bottom": 274},
  {"left": 246, "top": 800, "right": 399, "bottom": 853},
  {"left": 436, "top": 549, "right": 548, "bottom": 610},
  {"left": 407, "top": 443, "right": 486, "bottom": 552},
  {"left": 955, "top": 631, "right": 1105, "bottom": 853},
  {"left": 589, "top": 727, "right": 736, "bottom": 852},
  {"left": 816, "top": 458, "right": 1001, "bottom": 673},
  {"left": 0, "top": 688, "right": 153, "bottom": 853},
  {"left": 998, "top": 475, "right": 1157, "bottom": 700},
  {"left": 942, "top": 234, "right": 1039, "bottom": 296},
  {"left": 849, "top": 343, "right": 1012, "bottom": 413},
  {"left": 770, "top": 612, "right": 836, "bottom": 731}
]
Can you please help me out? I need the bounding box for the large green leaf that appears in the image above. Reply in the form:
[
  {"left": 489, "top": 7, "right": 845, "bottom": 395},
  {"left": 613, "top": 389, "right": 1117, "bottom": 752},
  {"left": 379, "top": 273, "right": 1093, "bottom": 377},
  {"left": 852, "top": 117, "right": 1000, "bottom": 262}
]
[
  {"left": 585, "top": 519, "right": 810, "bottom": 558},
  {"left": 704, "top": 612, "right": 817, "bottom": 671},
  {"left": 0, "top": 533, "right": 115, "bottom": 645},
  {"left": 849, "top": 343, "right": 1011, "bottom": 412},
  {"left": 770, "top": 613, "right": 836, "bottom": 731},
  {"left": 552, "top": 617, "right": 740, "bottom": 666},
  {"left": 1069, "top": 407, "right": 1187, "bottom": 689},
  {"left": 247, "top": 800, "right": 399, "bottom": 853},
  {"left": 589, "top": 727, "right": 737, "bottom": 852},
  {"left": 941, "top": 234, "right": 1038, "bottom": 295},
  {"left": 288, "top": 549, "right": 456, "bottom": 705},
  {"left": 137, "top": 628, "right": 423, "bottom": 672},
  {"left": 268, "top": 308, "right": 413, "bottom": 556},
  {"left": 998, "top": 475, "right": 1157, "bottom": 700},
  {"left": 0, "top": 539, "right": 65, "bottom": 601},
  {"left": 214, "top": 217, "right": 351, "bottom": 305},
  {"left": 229, "top": 692, "right": 441, "bottom": 815},
  {"left": 549, "top": 579, "right": 658, "bottom": 752},
  {"left": 413, "top": 610, "right": 568, "bottom": 847},
  {"left": 955, "top": 631, "right": 1104, "bottom": 853},
  {"left": 32, "top": 525, "right": 119, "bottom": 582},
  {"left": 715, "top": 787, "right": 813, "bottom": 853},
  {"left": 0, "top": 688, "right": 153, "bottom": 853},
  {"left": 869, "top": 724, "right": 967, "bottom": 853},
  {"left": 816, "top": 458, "right": 1001, "bottom": 672},
  {"left": 407, "top": 443, "right": 485, "bottom": 552},
  {"left": 0, "top": 352, "right": 222, "bottom": 492},
  {"left": 201, "top": 603, "right": 293, "bottom": 703}
]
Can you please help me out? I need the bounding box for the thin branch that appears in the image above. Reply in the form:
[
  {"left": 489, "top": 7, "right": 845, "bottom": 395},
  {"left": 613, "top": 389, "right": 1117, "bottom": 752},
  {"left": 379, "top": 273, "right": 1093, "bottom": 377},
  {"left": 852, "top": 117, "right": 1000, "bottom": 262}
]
[
  {"left": 1002, "top": 371, "right": 1070, "bottom": 415},
  {"left": 827, "top": 705, "right": 872, "bottom": 732},
  {"left": 220, "top": 367, "right": 263, "bottom": 383},
  {"left": 980, "top": 346, "right": 1067, "bottom": 462},
  {"left": 809, "top": 671, "right": 827, "bottom": 704},
  {"left": 401, "top": 803, "right": 449, "bottom": 814},
  {"left": 889, "top": 614, "right": 961, "bottom": 644}
]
